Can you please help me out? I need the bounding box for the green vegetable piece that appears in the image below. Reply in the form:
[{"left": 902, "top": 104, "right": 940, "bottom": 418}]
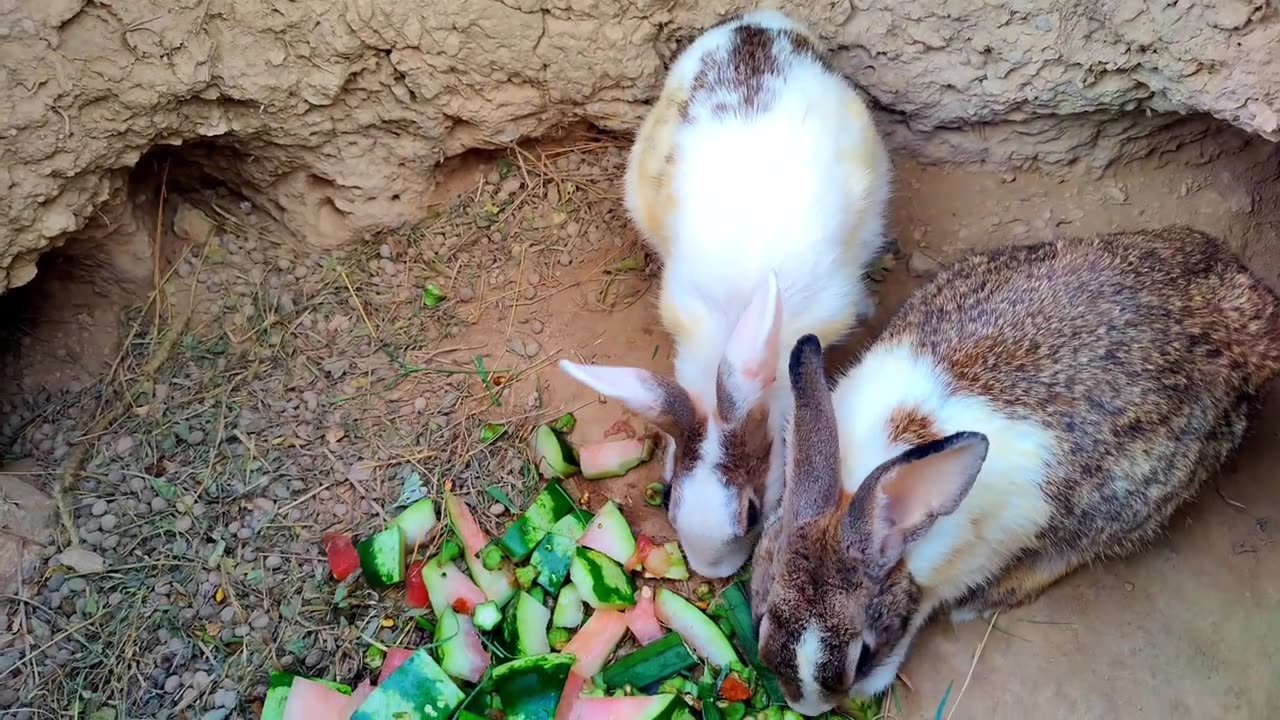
[
  {"left": 569, "top": 547, "right": 636, "bottom": 610},
  {"left": 438, "top": 538, "right": 462, "bottom": 563},
  {"left": 548, "top": 627, "right": 571, "bottom": 651},
  {"left": 529, "top": 510, "right": 591, "bottom": 593},
  {"left": 480, "top": 422, "right": 507, "bottom": 445},
  {"left": 497, "top": 481, "right": 578, "bottom": 562},
  {"left": 356, "top": 526, "right": 405, "bottom": 589},
  {"left": 600, "top": 633, "right": 697, "bottom": 691},
  {"left": 515, "top": 565, "right": 538, "bottom": 591},
  {"left": 693, "top": 583, "right": 715, "bottom": 604},
  {"left": 392, "top": 497, "right": 439, "bottom": 548},
  {"left": 482, "top": 545, "right": 505, "bottom": 571},
  {"left": 548, "top": 413, "right": 577, "bottom": 434},
  {"left": 497, "top": 591, "right": 552, "bottom": 658},
  {"left": 530, "top": 424, "right": 580, "bottom": 479},
  {"left": 487, "top": 653, "right": 575, "bottom": 720},
  {"left": 643, "top": 482, "right": 666, "bottom": 507},
  {"left": 552, "top": 582, "right": 585, "bottom": 629},
  {"left": 720, "top": 582, "right": 784, "bottom": 704},
  {"left": 473, "top": 601, "right": 503, "bottom": 632},
  {"left": 364, "top": 644, "right": 386, "bottom": 670},
  {"left": 422, "top": 283, "right": 447, "bottom": 308},
  {"left": 720, "top": 701, "right": 747, "bottom": 720},
  {"left": 351, "top": 648, "right": 465, "bottom": 720}
]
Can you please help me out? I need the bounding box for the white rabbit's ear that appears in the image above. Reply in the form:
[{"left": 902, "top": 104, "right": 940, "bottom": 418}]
[
  {"left": 716, "top": 272, "right": 783, "bottom": 421},
  {"left": 558, "top": 360, "right": 698, "bottom": 436},
  {"left": 847, "top": 431, "right": 988, "bottom": 577}
]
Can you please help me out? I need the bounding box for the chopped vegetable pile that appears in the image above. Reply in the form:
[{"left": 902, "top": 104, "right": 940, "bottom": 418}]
[{"left": 266, "top": 416, "right": 878, "bottom": 719}]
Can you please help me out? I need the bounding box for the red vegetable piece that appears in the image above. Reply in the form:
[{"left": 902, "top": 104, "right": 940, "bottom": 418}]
[
  {"left": 321, "top": 532, "right": 360, "bottom": 581},
  {"left": 624, "top": 535, "right": 655, "bottom": 573},
  {"left": 718, "top": 672, "right": 752, "bottom": 702},
  {"left": 378, "top": 647, "right": 416, "bottom": 685},
  {"left": 405, "top": 560, "right": 430, "bottom": 609}
]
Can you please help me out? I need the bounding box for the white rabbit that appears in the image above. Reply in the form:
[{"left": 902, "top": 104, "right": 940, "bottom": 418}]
[{"left": 559, "top": 9, "right": 891, "bottom": 578}]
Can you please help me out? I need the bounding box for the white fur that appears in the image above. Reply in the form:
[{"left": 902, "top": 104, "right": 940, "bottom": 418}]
[
  {"left": 792, "top": 625, "right": 829, "bottom": 716},
  {"left": 813, "top": 339, "right": 1058, "bottom": 701},
  {"left": 625, "top": 9, "right": 891, "bottom": 577}
]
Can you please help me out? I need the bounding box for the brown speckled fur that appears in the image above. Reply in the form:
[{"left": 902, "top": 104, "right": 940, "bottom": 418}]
[{"left": 753, "top": 226, "right": 1280, "bottom": 705}]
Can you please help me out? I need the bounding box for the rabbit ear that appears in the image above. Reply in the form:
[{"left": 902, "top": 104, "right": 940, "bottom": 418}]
[
  {"left": 847, "top": 431, "right": 989, "bottom": 577},
  {"left": 716, "top": 272, "right": 782, "bottom": 422},
  {"left": 558, "top": 360, "right": 698, "bottom": 435},
  {"left": 783, "top": 334, "right": 842, "bottom": 525}
]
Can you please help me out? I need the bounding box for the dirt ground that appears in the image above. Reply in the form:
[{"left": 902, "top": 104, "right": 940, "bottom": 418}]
[{"left": 0, "top": 124, "right": 1277, "bottom": 718}]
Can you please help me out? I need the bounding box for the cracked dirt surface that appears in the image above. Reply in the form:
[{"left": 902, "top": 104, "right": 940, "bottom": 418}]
[{"left": 4, "top": 0, "right": 1280, "bottom": 291}]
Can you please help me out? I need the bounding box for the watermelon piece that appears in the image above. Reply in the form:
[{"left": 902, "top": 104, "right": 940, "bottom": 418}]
[
  {"left": 393, "top": 497, "right": 439, "bottom": 548},
  {"left": 624, "top": 534, "right": 656, "bottom": 573},
  {"left": 532, "top": 423, "right": 580, "bottom": 479},
  {"left": 435, "top": 608, "right": 491, "bottom": 683},
  {"left": 421, "top": 556, "right": 487, "bottom": 617},
  {"left": 496, "top": 590, "right": 552, "bottom": 658},
  {"left": 569, "top": 547, "right": 636, "bottom": 610},
  {"left": 446, "top": 492, "right": 517, "bottom": 606},
  {"left": 356, "top": 526, "right": 406, "bottom": 588},
  {"left": 530, "top": 510, "right": 591, "bottom": 593},
  {"left": 405, "top": 560, "right": 430, "bottom": 609},
  {"left": 625, "top": 586, "right": 664, "bottom": 646},
  {"left": 489, "top": 653, "right": 576, "bottom": 720},
  {"left": 497, "top": 481, "right": 579, "bottom": 562},
  {"left": 562, "top": 694, "right": 684, "bottom": 720},
  {"left": 654, "top": 588, "right": 740, "bottom": 668},
  {"left": 263, "top": 673, "right": 352, "bottom": 720},
  {"left": 552, "top": 583, "right": 585, "bottom": 629},
  {"left": 341, "top": 680, "right": 374, "bottom": 716},
  {"left": 562, "top": 609, "right": 629, "bottom": 678},
  {"left": 641, "top": 542, "right": 690, "bottom": 581},
  {"left": 378, "top": 648, "right": 416, "bottom": 685},
  {"left": 320, "top": 532, "right": 361, "bottom": 582},
  {"left": 351, "top": 648, "right": 466, "bottom": 720},
  {"left": 577, "top": 501, "right": 636, "bottom": 564},
  {"left": 578, "top": 438, "right": 655, "bottom": 480},
  {"left": 554, "top": 671, "right": 590, "bottom": 720},
  {"left": 281, "top": 677, "right": 354, "bottom": 720}
]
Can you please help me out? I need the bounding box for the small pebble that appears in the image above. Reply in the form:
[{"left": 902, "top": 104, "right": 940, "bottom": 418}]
[
  {"left": 102, "top": 534, "right": 120, "bottom": 550},
  {"left": 457, "top": 286, "right": 475, "bottom": 302},
  {"left": 151, "top": 497, "right": 169, "bottom": 513},
  {"left": 175, "top": 515, "right": 193, "bottom": 532},
  {"left": 99, "top": 514, "right": 118, "bottom": 532},
  {"left": 164, "top": 675, "right": 182, "bottom": 693},
  {"left": 332, "top": 503, "right": 349, "bottom": 518},
  {"left": 265, "top": 555, "right": 283, "bottom": 570},
  {"left": 487, "top": 502, "right": 506, "bottom": 517},
  {"left": 529, "top": 319, "right": 544, "bottom": 334},
  {"left": 414, "top": 397, "right": 428, "bottom": 413},
  {"left": 219, "top": 606, "right": 235, "bottom": 623},
  {"left": 66, "top": 578, "right": 87, "bottom": 593},
  {"left": 304, "top": 649, "right": 324, "bottom": 667},
  {"left": 250, "top": 613, "right": 271, "bottom": 630},
  {"left": 91, "top": 500, "right": 108, "bottom": 517},
  {"left": 115, "top": 435, "right": 135, "bottom": 455}
]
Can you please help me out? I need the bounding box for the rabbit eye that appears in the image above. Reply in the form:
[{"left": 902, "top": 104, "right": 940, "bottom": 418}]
[
  {"left": 744, "top": 498, "right": 760, "bottom": 530},
  {"left": 854, "top": 642, "right": 875, "bottom": 677},
  {"left": 661, "top": 482, "right": 674, "bottom": 509}
]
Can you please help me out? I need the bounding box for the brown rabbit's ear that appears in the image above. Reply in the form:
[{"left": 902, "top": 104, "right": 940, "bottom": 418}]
[
  {"left": 783, "top": 334, "right": 841, "bottom": 524},
  {"left": 846, "top": 431, "right": 989, "bottom": 578},
  {"left": 558, "top": 360, "right": 698, "bottom": 437},
  {"left": 716, "top": 272, "right": 782, "bottom": 422}
]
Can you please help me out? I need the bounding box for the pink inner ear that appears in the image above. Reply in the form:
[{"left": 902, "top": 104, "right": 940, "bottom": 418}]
[
  {"left": 724, "top": 273, "right": 782, "bottom": 388},
  {"left": 879, "top": 443, "right": 983, "bottom": 535}
]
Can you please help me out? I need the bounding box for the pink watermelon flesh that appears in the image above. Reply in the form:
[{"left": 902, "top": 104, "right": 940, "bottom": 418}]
[
  {"left": 438, "top": 611, "right": 492, "bottom": 684},
  {"left": 445, "top": 492, "right": 516, "bottom": 604},
  {"left": 576, "top": 501, "right": 636, "bottom": 565},
  {"left": 562, "top": 609, "right": 628, "bottom": 677},
  {"left": 424, "top": 559, "right": 488, "bottom": 618},
  {"left": 578, "top": 439, "right": 652, "bottom": 480},
  {"left": 564, "top": 694, "right": 674, "bottom": 720},
  {"left": 625, "top": 586, "right": 664, "bottom": 646},
  {"left": 553, "top": 671, "right": 589, "bottom": 720},
  {"left": 340, "top": 680, "right": 374, "bottom": 716},
  {"left": 378, "top": 648, "right": 415, "bottom": 685},
  {"left": 281, "top": 677, "right": 353, "bottom": 720}
]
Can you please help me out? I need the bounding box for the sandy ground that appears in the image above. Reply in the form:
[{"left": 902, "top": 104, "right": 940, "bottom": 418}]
[{"left": 0, "top": 125, "right": 1276, "bottom": 718}]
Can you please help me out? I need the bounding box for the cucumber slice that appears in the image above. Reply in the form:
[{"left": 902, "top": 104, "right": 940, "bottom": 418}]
[
  {"left": 577, "top": 500, "right": 636, "bottom": 564},
  {"left": 351, "top": 648, "right": 465, "bottom": 720},
  {"left": 496, "top": 481, "right": 578, "bottom": 562},
  {"left": 392, "top": 497, "right": 439, "bottom": 548},
  {"left": 488, "top": 653, "right": 576, "bottom": 720},
  {"left": 472, "top": 601, "right": 503, "bottom": 632},
  {"left": 548, "top": 627, "right": 571, "bottom": 651},
  {"left": 600, "top": 633, "right": 697, "bottom": 691},
  {"left": 552, "top": 583, "right": 585, "bottom": 629},
  {"left": 569, "top": 547, "right": 636, "bottom": 610},
  {"left": 435, "top": 608, "right": 492, "bottom": 684},
  {"left": 446, "top": 492, "right": 517, "bottom": 606},
  {"left": 531, "top": 424, "right": 579, "bottom": 479},
  {"left": 356, "top": 526, "right": 405, "bottom": 589},
  {"left": 498, "top": 591, "right": 551, "bottom": 657},
  {"left": 718, "top": 581, "right": 784, "bottom": 704},
  {"left": 578, "top": 438, "right": 655, "bottom": 480},
  {"left": 653, "top": 588, "right": 740, "bottom": 669},
  {"left": 529, "top": 509, "right": 591, "bottom": 593}
]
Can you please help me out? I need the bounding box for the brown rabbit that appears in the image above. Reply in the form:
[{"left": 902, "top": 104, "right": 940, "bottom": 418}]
[{"left": 752, "top": 226, "right": 1280, "bottom": 715}]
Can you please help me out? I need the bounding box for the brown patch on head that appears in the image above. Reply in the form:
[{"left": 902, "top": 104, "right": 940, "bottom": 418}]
[
  {"left": 887, "top": 407, "right": 940, "bottom": 447},
  {"left": 685, "top": 24, "right": 783, "bottom": 122},
  {"left": 651, "top": 374, "right": 708, "bottom": 489}
]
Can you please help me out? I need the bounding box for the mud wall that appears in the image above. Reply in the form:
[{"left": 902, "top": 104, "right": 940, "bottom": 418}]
[{"left": 2, "top": 0, "right": 1278, "bottom": 291}]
